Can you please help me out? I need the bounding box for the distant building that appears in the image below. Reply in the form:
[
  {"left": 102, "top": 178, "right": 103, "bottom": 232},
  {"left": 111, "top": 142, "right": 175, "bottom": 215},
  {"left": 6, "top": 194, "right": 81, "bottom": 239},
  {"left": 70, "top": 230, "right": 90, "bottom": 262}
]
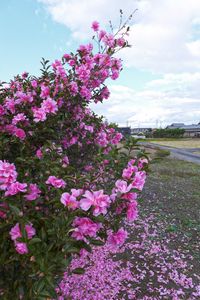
[
  {"left": 166, "top": 123, "right": 200, "bottom": 137},
  {"left": 166, "top": 123, "right": 185, "bottom": 129},
  {"left": 116, "top": 127, "right": 131, "bottom": 136},
  {"left": 131, "top": 128, "right": 152, "bottom": 135}
]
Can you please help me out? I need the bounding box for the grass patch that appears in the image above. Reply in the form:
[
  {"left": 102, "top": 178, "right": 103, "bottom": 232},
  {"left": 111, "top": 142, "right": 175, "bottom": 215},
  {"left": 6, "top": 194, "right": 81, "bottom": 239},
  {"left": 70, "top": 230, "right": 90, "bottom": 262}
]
[
  {"left": 154, "top": 149, "right": 171, "bottom": 158},
  {"left": 149, "top": 139, "right": 200, "bottom": 148},
  {"left": 193, "top": 151, "right": 200, "bottom": 155}
]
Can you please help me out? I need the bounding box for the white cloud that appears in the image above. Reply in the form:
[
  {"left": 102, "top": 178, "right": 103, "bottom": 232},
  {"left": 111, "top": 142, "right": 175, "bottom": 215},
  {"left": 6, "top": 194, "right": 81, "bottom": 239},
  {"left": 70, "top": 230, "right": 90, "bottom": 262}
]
[
  {"left": 90, "top": 73, "right": 200, "bottom": 127},
  {"left": 39, "top": 0, "right": 200, "bottom": 73},
  {"left": 38, "top": 0, "right": 139, "bottom": 39},
  {"left": 38, "top": 0, "right": 200, "bottom": 126}
]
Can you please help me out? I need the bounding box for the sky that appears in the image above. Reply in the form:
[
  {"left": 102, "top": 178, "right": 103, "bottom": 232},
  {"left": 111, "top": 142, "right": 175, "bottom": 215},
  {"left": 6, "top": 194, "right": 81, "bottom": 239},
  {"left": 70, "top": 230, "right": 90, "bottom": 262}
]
[{"left": 0, "top": 0, "right": 200, "bottom": 128}]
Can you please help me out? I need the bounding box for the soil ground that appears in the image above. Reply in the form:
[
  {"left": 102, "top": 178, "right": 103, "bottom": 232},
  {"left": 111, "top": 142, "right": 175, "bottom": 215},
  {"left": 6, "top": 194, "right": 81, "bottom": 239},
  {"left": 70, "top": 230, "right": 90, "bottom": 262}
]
[
  {"left": 142, "top": 157, "right": 200, "bottom": 262},
  {"left": 120, "top": 157, "right": 200, "bottom": 299}
]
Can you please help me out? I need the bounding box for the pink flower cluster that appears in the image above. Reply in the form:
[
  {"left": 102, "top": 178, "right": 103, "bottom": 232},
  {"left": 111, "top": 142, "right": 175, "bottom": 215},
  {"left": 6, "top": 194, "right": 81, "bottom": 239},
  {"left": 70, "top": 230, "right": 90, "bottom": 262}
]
[
  {"left": 107, "top": 228, "right": 128, "bottom": 247},
  {"left": 9, "top": 223, "right": 36, "bottom": 254},
  {"left": 0, "top": 160, "right": 29, "bottom": 198},
  {"left": 0, "top": 21, "right": 148, "bottom": 273},
  {"left": 5, "top": 182, "right": 27, "bottom": 196},
  {"left": 32, "top": 97, "right": 58, "bottom": 123},
  {"left": 25, "top": 183, "right": 41, "bottom": 201},
  {"left": 0, "top": 21, "right": 127, "bottom": 165},
  {"left": 0, "top": 160, "right": 17, "bottom": 190},
  {"left": 46, "top": 176, "right": 66, "bottom": 188},
  {"left": 112, "top": 158, "right": 148, "bottom": 222},
  {"left": 80, "top": 190, "right": 111, "bottom": 216},
  {"left": 60, "top": 189, "right": 83, "bottom": 210},
  {"left": 72, "top": 217, "right": 101, "bottom": 241},
  {"left": 95, "top": 127, "right": 123, "bottom": 148}
]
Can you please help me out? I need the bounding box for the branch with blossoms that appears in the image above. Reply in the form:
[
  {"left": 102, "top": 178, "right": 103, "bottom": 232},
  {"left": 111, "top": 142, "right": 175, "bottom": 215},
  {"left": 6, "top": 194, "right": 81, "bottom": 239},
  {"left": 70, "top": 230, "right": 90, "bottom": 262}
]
[{"left": 0, "top": 17, "right": 148, "bottom": 299}]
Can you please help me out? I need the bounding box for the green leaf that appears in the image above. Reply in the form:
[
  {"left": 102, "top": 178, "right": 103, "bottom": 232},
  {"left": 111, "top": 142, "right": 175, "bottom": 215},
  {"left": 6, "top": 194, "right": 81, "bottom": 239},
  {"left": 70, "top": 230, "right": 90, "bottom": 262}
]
[
  {"left": 29, "top": 238, "right": 42, "bottom": 245},
  {"left": 71, "top": 267, "right": 85, "bottom": 275},
  {"left": 38, "top": 290, "right": 57, "bottom": 298},
  {"left": 35, "top": 279, "right": 45, "bottom": 293},
  {"left": 9, "top": 204, "right": 21, "bottom": 216},
  {"left": 63, "top": 246, "right": 80, "bottom": 254},
  {"left": 89, "top": 239, "right": 105, "bottom": 246}
]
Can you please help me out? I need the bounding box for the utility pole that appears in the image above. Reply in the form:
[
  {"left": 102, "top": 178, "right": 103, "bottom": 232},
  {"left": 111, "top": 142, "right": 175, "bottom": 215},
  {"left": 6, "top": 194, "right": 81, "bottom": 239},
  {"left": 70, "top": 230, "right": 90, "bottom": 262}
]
[{"left": 156, "top": 119, "right": 158, "bottom": 128}]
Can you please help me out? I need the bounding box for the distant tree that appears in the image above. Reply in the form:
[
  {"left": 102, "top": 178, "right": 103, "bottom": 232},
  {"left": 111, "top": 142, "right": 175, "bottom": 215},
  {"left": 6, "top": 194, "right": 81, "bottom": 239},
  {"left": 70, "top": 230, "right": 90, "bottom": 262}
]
[
  {"left": 109, "top": 122, "right": 119, "bottom": 129},
  {"left": 152, "top": 128, "right": 185, "bottom": 138}
]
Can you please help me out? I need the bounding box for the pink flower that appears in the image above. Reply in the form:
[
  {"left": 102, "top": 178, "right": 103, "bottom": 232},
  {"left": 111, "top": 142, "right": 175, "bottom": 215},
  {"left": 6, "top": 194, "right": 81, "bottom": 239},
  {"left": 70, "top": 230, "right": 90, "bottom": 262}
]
[
  {"left": 41, "top": 97, "right": 58, "bottom": 114},
  {"left": 60, "top": 192, "right": 79, "bottom": 210},
  {"left": 36, "top": 148, "right": 43, "bottom": 159},
  {"left": 32, "top": 107, "right": 46, "bottom": 122},
  {"left": 98, "top": 30, "right": 106, "bottom": 40},
  {"left": 4, "top": 97, "right": 15, "bottom": 113},
  {"left": 21, "top": 71, "right": 28, "bottom": 78},
  {"left": 84, "top": 125, "right": 94, "bottom": 133},
  {"left": 122, "top": 166, "right": 137, "bottom": 180},
  {"left": 115, "top": 180, "right": 132, "bottom": 194},
  {"left": 40, "top": 84, "right": 50, "bottom": 98},
  {"left": 63, "top": 53, "right": 71, "bottom": 60},
  {"left": 31, "top": 80, "right": 38, "bottom": 88},
  {"left": 80, "top": 190, "right": 111, "bottom": 216},
  {"left": 62, "top": 155, "right": 69, "bottom": 167},
  {"left": 10, "top": 223, "right": 36, "bottom": 241},
  {"left": 127, "top": 159, "right": 136, "bottom": 167},
  {"left": 0, "top": 160, "right": 17, "bottom": 190},
  {"left": 76, "top": 65, "right": 90, "bottom": 82},
  {"left": 121, "top": 192, "right": 137, "bottom": 201},
  {"left": 127, "top": 200, "right": 138, "bottom": 222},
  {"left": 52, "top": 60, "right": 66, "bottom": 78},
  {"left": 110, "top": 193, "right": 117, "bottom": 202},
  {"left": 91, "top": 21, "right": 99, "bottom": 32},
  {"left": 132, "top": 171, "right": 146, "bottom": 191},
  {"left": 117, "top": 37, "right": 125, "bottom": 47},
  {"left": 96, "top": 131, "right": 108, "bottom": 147},
  {"left": 103, "top": 34, "right": 115, "bottom": 48},
  {"left": 72, "top": 217, "right": 100, "bottom": 241},
  {"left": 80, "top": 86, "right": 91, "bottom": 100},
  {"left": 138, "top": 158, "right": 148, "bottom": 169},
  {"left": 111, "top": 70, "right": 119, "bottom": 80},
  {"left": 10, "top": 223, "right": 22, "bottom": 240},
  {"left": 101, "top": 86, "right": 110, "bottom": 99},
  {"left": 14, "top": 128, "right": 26, "bottom": 140},
  {"left": 25, "top": 223, "right": 36, "bottom": 239},
  {"left": 15, "top": 242, "right": 28, "bottom": 254},
  {"left": 111, "top": 132, "right": 122, "bottom": 144},
  {"left": 69, "top": 136, "right": 78, "bottom": 146},
  {"left": 71, "top": 189, "right": 83, "bottom": 197},
  {"left": 24, "top": 184, "right": 41, "bottom": 201},
  {"left": 12, "top": 113, "right": 27, "bottom": 125},
  {"left": 69, "top": 82, "right": 78, "bottom": 95},
  {"left": 5, "top": 182, "right": 27, "bottom": 196},
  {"left": 0, "top": 105, "right": 5, "bottom": 116},
  {"left": 46, "top": 176, "right": 66, "bottom": 188},
  {"left": 108, "top": 228, "right": 128, "bottom": 247}
]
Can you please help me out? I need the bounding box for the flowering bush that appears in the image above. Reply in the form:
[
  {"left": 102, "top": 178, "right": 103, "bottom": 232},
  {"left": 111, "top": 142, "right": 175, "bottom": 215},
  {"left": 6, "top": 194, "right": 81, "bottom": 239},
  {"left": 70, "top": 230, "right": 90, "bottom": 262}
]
[{"left": 0, "top": 19, "right": 148, "bottom": 299}]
